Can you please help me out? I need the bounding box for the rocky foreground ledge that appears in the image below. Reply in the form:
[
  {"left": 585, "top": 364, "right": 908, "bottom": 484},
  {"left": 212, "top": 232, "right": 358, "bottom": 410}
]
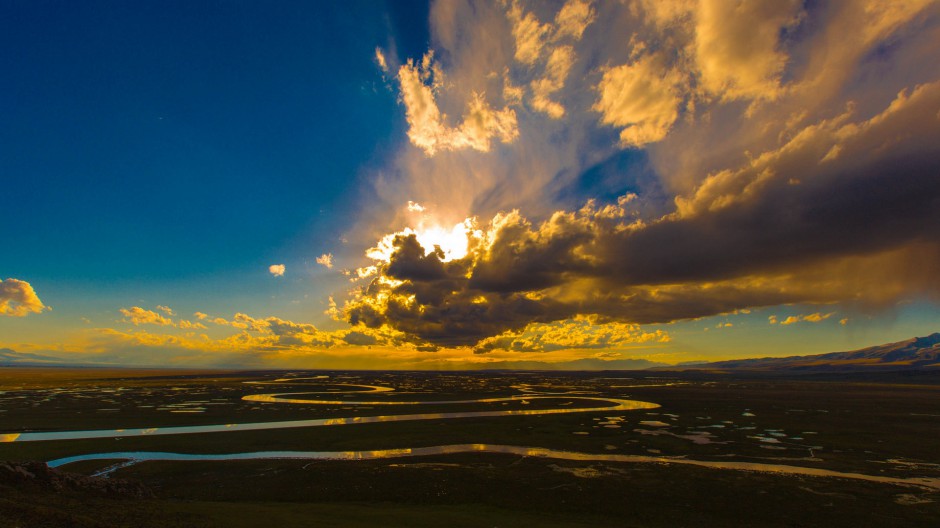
[{"left": 0, "top": 460, "right": 153, "bottom": 499}]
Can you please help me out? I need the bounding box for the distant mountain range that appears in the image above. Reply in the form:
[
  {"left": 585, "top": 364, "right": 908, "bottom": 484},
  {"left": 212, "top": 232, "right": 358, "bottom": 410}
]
[
  {"left": 694, "top": 333, "right": 940, "bottom": 372},
  {"left": 477, "top": 358, "right": 668, "bottom": 371},
  {"left": 0, "top": 348, "right": 63, "bottom": 366},
  {"left": 2, "top": 334, "right": 939, "bottom": 372}
]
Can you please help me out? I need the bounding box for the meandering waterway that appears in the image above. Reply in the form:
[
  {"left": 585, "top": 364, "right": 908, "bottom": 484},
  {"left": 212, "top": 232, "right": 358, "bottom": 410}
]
[
  {"left": 4, "top": 377, "right": 940, "bottom": 491},
  {"left": 45, "top": 444, "right": 940, "bottom": 491}
]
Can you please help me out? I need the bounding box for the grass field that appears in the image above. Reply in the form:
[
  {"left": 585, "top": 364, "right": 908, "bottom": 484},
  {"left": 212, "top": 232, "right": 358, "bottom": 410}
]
[{"left": 1, "top": 368, "right": 939, "bottom": 526}]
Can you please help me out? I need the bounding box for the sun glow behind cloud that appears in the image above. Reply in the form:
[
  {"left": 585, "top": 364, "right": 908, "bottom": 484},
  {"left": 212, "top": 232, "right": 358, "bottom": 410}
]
[
  {"left": 336, "top": 0, "right": 940, "bottom": 359},
  {"left": 365, "top": 204, "right": 478, "bottom": 265}
]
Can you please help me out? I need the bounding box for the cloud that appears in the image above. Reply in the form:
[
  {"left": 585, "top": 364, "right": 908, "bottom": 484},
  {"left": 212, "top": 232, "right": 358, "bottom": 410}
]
[
  {"left": 194, "top": 312, "right": 208, "bottom": 320},
  {"left": 103, "top": 309, "right": 413, "bottom": 361},
  {"left": 531, "top": 45, "right": 575, "bottom": 118},
  {"left": 506, "top": 0, "right": 595, "bottom": 119},
  {"left": 374, "top": 46, "right": 388, "bottom": 73},
  {"left": 0, "top": 278, "right": 47, "bottom": 317},
  {"left": 32, "top": 322, "right": 652, "bottom": 369},
  {"left": 155, "top": 305, "right": 175, "bottom": 316},
  {"left": 120, "top": 307, "right": 175, "bottom": 326},
  {"left": 339, "top": 0, "right": 940, "bottom": 352},
  {"left": 397, "top": 52, "right": 518, "bottom": 156},
  {"left": 346, "top": 76, "right": 940, "bottom": 346},
  {"left": 693, "top": 0, "right": 803, "bottom": 100},
  {"left": 594, "top": 53, "right": 683, "bottom": 146},
  {"left": 473, "top": 315, "right": 668, "bottom": 354},
  {"left": 507, "top": 0, "right": 551, "bottom": 65},
  {"left": 316, "top": 253, "right": 334, "bottom": 269},
  {"left": 775, "top": 312, "right": 836, "bottom": 326},
  {"left": 554, "top": 0, "right": 596, "bottom": 41},
  {"left": 268, "top": 264, "right": 286, "bottom": 277}
]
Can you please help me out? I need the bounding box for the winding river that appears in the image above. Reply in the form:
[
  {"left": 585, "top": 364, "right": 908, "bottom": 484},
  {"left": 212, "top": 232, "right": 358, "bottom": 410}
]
[
  {"left": 4, "top": 378, "right": 940, "bottom": 491},
  {"left": 0, "top": 391, "right": 656, "bottom": 443},
  {"left": 45, "top": 444, "right": 940, "bottom": 491}
]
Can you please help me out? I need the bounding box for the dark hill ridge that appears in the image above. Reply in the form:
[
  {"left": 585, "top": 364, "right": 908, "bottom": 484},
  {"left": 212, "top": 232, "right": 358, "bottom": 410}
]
[
  {"left": 0, "top": 348, "right": 62, "bottom": 365},
  {"left": 700, "top": 333, "right": 940, "bottom": 372}
]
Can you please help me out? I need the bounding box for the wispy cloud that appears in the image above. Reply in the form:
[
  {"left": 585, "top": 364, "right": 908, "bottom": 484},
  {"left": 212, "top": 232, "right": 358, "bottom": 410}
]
[{"left": 374, "top": 46, "right": 388, "bottom": 73}]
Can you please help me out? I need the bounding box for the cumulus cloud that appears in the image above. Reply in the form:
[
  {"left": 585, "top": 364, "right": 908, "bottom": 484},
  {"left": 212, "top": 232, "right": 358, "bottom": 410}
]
[
  {"left": 155, "top": 305, "right": 175, "bottom": 316},
  {"left": 316, "top": 253, "right": 334, "bottom": 269},
  {"left": 0, "top": 278, "right": 47, "bottom": 317},
  {"left": 343, "top": 0, "right": 940, "bottom": 352},
  {"left": 168, "top": 310, "right": 409, "bottom": 354},
  {"left": 345, "top": 79, "right": 940, "bottom": 347},
  {"left": 473, "top": 315, "right": 668, "bottom": 354},
  {"left": 268, "top": 264, "right": 286, "bottom": 277},
  {"left": 120, "top": 307, "right": 175, "bottom": 326},
  {"left": 44, "top": 319, "right": 545, "bottom": 369}
]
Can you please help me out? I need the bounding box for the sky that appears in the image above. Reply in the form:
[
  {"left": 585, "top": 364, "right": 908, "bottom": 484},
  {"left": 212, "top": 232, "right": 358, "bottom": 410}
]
[{"left": 2, "top": 0, "right": 940, "bottom": 370}]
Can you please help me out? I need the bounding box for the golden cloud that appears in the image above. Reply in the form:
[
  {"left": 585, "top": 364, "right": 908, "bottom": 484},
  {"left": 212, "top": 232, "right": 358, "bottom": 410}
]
[
  {"left": 316, "top": 253, "right": 334, "bottom": 269},
  {"left": 119, "top": 307, "right": 175, "bottom": 326},
  {"left": 268, "top": 264, "right": 286, "bottom": 277},
  {"left": 694, "top": 0, "right": 802, "bottom": 100},
  {"left": 345, "top": 0, "right": 940, "bottom": 352},
  {"left": 0, "top": 278, "right": 47, "bottom": 317},
  {"left": 594, "top": 53, "right": 683, "bottom": 146},
  {"left": 398, "top": 52, "right": 518, "bottom": 156},
  {"left": 345, "top": 79, "right": 940, "bottom": 347},
  {"left": 774, "top": 312, "right": 835, "bottom": 326}
]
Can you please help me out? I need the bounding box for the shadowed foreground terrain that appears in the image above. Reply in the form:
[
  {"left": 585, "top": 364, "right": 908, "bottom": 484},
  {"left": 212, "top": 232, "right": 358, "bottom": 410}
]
[{"left": 1, "top": 367, "right": 939, "bottom": 527}]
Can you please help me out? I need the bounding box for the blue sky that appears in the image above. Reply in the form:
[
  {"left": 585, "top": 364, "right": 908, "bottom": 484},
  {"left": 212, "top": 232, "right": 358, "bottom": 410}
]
[
  {"left": 3, "top": 1, "right": 421, "bottom": 279},
  {"left": 2, "top": 1, "right": 426, "bottom": 335},
  {"left": 2, "top": 1, "right": 939, "bottom": 369}
]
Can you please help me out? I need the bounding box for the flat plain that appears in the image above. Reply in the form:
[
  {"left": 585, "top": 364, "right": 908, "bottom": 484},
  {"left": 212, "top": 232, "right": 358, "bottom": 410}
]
[{"left": 1, "top": 367, "right": 939, "bottom": 527}]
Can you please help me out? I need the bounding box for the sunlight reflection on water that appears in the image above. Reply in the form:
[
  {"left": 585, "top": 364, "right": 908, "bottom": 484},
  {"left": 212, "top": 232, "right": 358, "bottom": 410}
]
[
  {"left": 1, "top": 394, "right": 657, "bottom": 443},
  {"left": 46, "top": 444, "right": 940, "bottom": 491}
]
